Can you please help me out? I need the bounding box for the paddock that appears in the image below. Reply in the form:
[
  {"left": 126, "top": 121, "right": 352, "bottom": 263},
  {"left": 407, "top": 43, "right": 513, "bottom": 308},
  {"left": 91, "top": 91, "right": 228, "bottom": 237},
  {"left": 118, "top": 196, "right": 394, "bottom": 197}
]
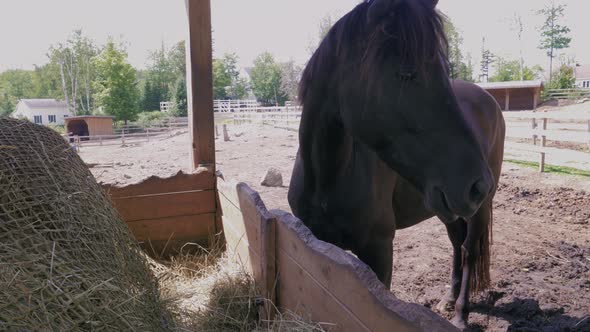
[{"left": 91, "top": 1, "right": 590, "bottom": 331}]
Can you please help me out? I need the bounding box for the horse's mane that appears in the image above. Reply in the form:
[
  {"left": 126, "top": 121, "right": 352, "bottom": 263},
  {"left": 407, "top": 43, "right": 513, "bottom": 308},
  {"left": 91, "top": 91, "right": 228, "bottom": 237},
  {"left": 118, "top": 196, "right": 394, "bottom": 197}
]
[{"left": 300, "top": 0, "right": 449, "bottom": 102}]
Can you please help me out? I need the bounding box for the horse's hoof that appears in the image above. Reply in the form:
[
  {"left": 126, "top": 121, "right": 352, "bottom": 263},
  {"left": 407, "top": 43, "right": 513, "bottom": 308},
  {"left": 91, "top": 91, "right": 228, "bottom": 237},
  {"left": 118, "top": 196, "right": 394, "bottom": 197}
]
[
  {"left": 450, "top": 316, "right": 468, "bottom": 331},
  {"left": 436, "top": 298, "right": 455, "bottom": 313}
]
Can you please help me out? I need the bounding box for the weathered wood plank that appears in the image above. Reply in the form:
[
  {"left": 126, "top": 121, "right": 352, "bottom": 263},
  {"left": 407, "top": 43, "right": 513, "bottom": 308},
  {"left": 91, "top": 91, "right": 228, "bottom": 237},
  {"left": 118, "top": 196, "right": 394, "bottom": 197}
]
[
  {"left": 276, "top": 247, "right": 369, "bottom": 332},
  {"left": 127, "top": 213, "right": 215, "bottom": 242},
  {"left": 112, "top": 190, "right": 215, "bottom": 222},
  {"left": 186, "top": 0, "right": 215, "bottom": 168},
  {"left": 271, "top": 210, "right": 458, "bottom": 332},
  {"left": 219, "top": 181, "right": 277, "bottom": 320},
  {"left": 103, "top": 170, "right": 215, "bottom": 198}
]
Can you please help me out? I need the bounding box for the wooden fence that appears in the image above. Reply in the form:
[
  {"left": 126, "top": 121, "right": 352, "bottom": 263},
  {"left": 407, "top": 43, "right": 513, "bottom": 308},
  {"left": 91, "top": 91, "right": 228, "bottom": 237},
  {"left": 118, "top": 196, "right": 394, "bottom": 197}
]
[
  {"left": 545, "top": 88, "right": 590, "bottom": 100},
  {"left": 232, "top": 110, "right": 590, "bottom": 172},
  {"left": 65, "top": 118, "right": 189, "bottom": 149},
  {"left": 103, "top": 170, "right": 218, "bottom": 256},
  {"left": 218, "top": 181, "right": 458, "bottom": 332},
  {"left": 503, "top": 110, "right": 590, "bottom": 172}
]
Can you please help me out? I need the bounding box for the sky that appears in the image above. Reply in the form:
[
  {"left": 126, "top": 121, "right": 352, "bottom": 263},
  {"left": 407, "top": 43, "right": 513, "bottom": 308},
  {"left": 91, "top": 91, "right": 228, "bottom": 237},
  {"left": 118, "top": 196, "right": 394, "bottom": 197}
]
[{"left": 0, "top": 0, "right": 588, "bottom": 77}]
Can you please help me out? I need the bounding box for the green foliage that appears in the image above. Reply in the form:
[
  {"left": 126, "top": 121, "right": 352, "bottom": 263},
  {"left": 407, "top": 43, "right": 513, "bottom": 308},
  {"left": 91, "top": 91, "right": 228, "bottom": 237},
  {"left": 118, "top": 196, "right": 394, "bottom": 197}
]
[
  {"left": 250, "top": 52, "right": 287, "bottom": 106},
  {"left": 93, "top": 40, "right": 140, "bottom": 124},
  {"left": 48, "top": 124, "right": 65, "bottom": 135},
  {"left": 172, "top": 76, "right": 188, "bottom": 117},
  {"left": 48, "top": 30, "right": 98, "bottom": 115},
  {"left": 137, "top": 111, "right": 166, "bottom": 127},
  {"left": 0, "top": 70, "right": 36, "bottom": 116},
  {"left": 213, "top": 53, "right": 248, "bottom": 100},
  {"left": 490, "top": 57, "right": 543, "bottom": 82},
  {"left": 444, "top": 17, "right": 474, "bottom": 82},
  {"left": 546, "top": 63, "right": 575, "bottom": 89},
  {"left": 537, "top": 2, "right": 571, "bottom": 81}
]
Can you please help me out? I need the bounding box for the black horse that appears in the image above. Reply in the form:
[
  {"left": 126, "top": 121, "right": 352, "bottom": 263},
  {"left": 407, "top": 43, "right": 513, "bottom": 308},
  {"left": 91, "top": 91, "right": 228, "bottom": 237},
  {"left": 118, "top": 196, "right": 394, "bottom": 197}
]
[{"left": 288, "top": 0, "right": 505, "bottom": 329}]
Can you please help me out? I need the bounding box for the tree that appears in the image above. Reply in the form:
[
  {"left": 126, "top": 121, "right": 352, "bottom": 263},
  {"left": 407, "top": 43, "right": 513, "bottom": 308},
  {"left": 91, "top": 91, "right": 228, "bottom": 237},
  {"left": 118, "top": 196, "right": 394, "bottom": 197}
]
[
  {"left": 547, "top": 56, "right": 576, "bottom": 89},
  {"left": 0, "top": 70, "right": 35, "bottom": 116},
  {"left": 48, "top": 30, "right": 98, "bottom": 115},
  {"left": 308, "top": 14, "right": 336, "bottom": 55},
  {"left": 212, "top": 58, "right": 232, "bottom": 100},
  {"left": 479, "top": 37, "right": 494, "bottom": 83},
  {"left": 250, "top": 52, "right": 287, "bottom": 106},
  {"left": 509, "top": 13, "right": 525, "bottom": 81},
  {"left": 444, "top": 17, "right": 474, "bottom": 81},
  {"left": 141, "top": 80, "right": 160, "bottom": 111},
  {"left": 280, "top": 61, "right": 303, "bottom": 102},
  {"left": 93, "top": 40, "right": 140, "bottom": 124},
  {"left": 537, "top": 1, "right": 571, "bottom": 82},
  {"left": 172, "top": 76, "right": 188, "bottom": 117},
  {"left": 212, "top": 53, "right": 248, "bottom": 100},
  {"left": 490, "top": 57, "right": 543, "bottom": 82}
]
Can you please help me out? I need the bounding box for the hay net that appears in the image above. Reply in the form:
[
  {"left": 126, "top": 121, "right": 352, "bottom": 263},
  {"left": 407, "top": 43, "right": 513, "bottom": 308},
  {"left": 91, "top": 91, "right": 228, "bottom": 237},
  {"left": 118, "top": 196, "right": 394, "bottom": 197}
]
[{"left": 0, "top": 118, "right": 173, "bottom": 331}]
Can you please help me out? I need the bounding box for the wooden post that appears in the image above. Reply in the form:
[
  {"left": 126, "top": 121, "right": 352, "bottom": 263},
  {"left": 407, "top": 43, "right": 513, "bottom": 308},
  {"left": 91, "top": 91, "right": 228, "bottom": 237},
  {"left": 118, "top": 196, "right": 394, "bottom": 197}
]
[
  {"left": 532, "top": 118, "right": 538, "bottom": 146},
  {"left": 215, "top": 125, "right": 219, "bottom": 138},
  {"left": 146, "top": 128, "right": 150, "bottom": 142},
  {"left": 533, "top": 88, "right": 539, "bottom": 110},
  {"left": 121, "top": 130, "right": 126, "bottom": 146},
  {"left": 505, "top": 89, "right": 510, "bottom": 111},
  {"left": 99, "top": 136, "right": 103, "bottom": 146},
  {"left": 223, "top": 124, "right": 230, "bottom": 142},
  {"left": 539, "top": 118, "right": 547, "bottom": 173},
  {"left": 186, "top": 0, "right": 215, "bottom": 170}
]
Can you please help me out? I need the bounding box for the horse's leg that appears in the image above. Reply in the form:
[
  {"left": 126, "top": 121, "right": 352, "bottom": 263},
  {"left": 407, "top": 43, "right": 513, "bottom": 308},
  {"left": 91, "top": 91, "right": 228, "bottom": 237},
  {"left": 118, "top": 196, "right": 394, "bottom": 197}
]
[
  {"left": 355, "top": 232, "right": 394, "bottom": 288},
  {"left": 436, "top": 219, "right": 467, "bottom": 312},
  {"left": 450, "top": 203, "right": 491, "bottom": 330}
]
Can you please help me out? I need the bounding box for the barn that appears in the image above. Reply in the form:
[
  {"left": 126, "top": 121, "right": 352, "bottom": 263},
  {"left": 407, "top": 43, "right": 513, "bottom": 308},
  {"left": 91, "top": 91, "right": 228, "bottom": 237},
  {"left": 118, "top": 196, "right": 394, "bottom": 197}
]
[
  {"left": 65, "top": 116, "right": 114, "bottom": 137},
  {"left": 477, "top": 80, "right": 544, "bottom": 111}
]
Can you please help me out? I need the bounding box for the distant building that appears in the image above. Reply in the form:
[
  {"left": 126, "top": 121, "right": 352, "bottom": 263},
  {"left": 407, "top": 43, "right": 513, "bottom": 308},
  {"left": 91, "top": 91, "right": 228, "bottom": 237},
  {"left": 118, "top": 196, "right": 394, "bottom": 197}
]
[
  {"left": 574, "top": 65, "right": 590, "bottom": 88},
  {"left": 476, "top": 80, "right": 544, "bottom": 111},
  {"left": 12, "top": 99, "right": 72, "bottom": 125}
]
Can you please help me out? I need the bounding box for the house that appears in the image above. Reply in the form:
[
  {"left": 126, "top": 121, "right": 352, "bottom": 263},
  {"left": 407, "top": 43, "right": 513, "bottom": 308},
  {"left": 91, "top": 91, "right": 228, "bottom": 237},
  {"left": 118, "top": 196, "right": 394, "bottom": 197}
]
[
  {"left": 12, "top": 99, "right": 72, "bottom": 125},
  {"left": 574, "top": 65, "right": 590, "bottom": 88},
  {"left": 476, "top": 80, "right": 544, "bottom": 111}
]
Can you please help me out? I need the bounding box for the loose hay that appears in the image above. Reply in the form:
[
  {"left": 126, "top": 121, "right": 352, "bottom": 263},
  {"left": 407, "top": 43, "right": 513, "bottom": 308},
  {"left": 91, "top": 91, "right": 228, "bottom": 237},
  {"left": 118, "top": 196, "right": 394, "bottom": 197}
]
[
  {"left": 0, "top": 118, "right": 173, "bottom": 331},
  {"left": 154, "top": 237, "right": 325, "bottom": 332}
]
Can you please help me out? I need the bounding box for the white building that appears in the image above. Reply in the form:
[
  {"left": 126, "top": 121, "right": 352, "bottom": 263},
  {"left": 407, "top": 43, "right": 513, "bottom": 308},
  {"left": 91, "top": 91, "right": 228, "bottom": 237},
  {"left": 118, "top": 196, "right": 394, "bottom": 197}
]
[
  {"left": 12, "top": 99, "right": 73, "bottom": 125},
  {"left": 574, "top": 65, "right": 590, "bottom": 88}
]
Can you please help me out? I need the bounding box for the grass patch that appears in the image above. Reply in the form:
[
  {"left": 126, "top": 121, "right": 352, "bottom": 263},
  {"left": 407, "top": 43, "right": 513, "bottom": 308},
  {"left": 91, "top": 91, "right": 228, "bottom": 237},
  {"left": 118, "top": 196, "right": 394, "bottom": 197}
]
[{"left": 505, "top": 159, "right": 590, "bottom": 177}]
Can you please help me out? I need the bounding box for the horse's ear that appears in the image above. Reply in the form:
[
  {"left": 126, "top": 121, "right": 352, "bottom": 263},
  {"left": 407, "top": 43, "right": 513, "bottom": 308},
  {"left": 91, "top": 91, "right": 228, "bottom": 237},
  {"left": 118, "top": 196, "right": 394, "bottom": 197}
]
[
  {"left": 432, "top": 0, "right": 439, "bottom": 8},
  {"left": 367, "top": 0, "right": 402, "bottom": 24}
]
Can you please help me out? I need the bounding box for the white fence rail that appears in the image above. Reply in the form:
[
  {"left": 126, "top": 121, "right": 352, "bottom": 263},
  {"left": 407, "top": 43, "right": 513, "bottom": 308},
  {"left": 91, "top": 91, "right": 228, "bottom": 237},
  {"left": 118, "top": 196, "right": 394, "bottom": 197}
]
[
  {"left": 232, "top": 110, "right": 590, "bottom": 172},
  {"left": 546, "top": 88, "right": 590, "bottom": 100}
]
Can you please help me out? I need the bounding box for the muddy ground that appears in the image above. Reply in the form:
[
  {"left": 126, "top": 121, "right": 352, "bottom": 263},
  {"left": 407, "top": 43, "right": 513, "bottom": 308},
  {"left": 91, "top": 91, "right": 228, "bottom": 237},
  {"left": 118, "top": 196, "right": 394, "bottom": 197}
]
[{"left": 83, "top": 124, "right": 589, "bottom": 332}]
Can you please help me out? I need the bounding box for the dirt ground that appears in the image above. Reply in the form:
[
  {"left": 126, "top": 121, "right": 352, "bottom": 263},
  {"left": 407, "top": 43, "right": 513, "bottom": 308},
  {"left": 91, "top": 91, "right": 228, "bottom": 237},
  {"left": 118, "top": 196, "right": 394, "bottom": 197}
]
[{"left": 82, "top": 123, "right": 589, "bottom": 332}]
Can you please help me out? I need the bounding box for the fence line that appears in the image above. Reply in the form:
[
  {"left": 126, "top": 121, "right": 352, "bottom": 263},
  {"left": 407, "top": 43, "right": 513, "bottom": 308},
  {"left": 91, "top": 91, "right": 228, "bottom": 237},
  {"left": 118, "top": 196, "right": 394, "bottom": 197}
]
[
  {"left": 545, "top": 88, "right": 590, "bottom": 100},
  {"left": 232, "top": 110, "right": 590, "bottom": 172}
]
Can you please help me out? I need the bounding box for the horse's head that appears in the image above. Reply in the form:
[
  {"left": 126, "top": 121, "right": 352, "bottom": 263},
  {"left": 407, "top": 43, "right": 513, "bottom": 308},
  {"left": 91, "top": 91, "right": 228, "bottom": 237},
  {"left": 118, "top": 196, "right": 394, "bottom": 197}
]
[{"left": 337, "top": 0, "right": 493, "bottom": 221}]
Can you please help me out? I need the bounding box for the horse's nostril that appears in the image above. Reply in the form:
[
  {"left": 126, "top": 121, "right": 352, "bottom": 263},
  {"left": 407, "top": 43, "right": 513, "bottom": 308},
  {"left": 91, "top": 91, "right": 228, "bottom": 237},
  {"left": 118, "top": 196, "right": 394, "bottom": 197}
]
[{"left": 469, "top": 179, "right": 490, "bottom": 204}]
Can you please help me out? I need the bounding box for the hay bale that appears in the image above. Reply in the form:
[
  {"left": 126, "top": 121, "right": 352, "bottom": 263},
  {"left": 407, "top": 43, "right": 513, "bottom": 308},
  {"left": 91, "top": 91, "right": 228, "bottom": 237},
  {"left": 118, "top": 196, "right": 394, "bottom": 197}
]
[{"left": 0, "top": 118, "right": 173, "bottom": 331}]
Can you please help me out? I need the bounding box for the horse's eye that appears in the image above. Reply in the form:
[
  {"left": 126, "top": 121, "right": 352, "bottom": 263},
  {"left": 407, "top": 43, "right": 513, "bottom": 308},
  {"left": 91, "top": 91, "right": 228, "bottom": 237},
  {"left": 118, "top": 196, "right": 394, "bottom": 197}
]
[{"left": 399, "top": 72, "right": 417, "bottom": 81}]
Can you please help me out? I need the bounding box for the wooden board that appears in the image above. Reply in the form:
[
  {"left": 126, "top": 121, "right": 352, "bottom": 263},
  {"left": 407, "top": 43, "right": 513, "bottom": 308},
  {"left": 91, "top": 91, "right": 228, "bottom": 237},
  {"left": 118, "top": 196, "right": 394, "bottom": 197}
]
[
  {"left": 127, "top": 213, "right": 215, "bottom": 242},
  {"left": 218, "top": 180, "right": 277, "bottom": 320},
  {"left": 111, "top": 190, "right": 215, "bottom": 222},
  {"left": 186, "top": 0, "right": 215, "bottom": 168},
  {"left": 103, "top": 170, "right": 215, "bottom": 198},
  {"left": 219, "top": 181, "right": 457, "bottom": 332},
  {"left": 272, "top": 210, "right": 456, "bottom": 332}
]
